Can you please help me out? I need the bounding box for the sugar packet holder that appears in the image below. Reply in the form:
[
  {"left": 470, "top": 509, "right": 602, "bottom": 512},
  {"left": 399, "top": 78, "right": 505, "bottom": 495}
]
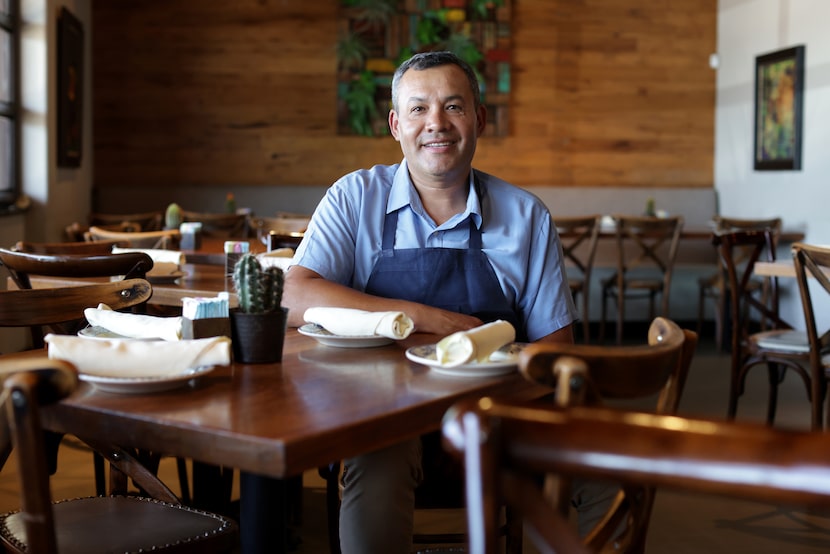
[{"left": 181, "top": 294, "right": 231, "bottom": 340}]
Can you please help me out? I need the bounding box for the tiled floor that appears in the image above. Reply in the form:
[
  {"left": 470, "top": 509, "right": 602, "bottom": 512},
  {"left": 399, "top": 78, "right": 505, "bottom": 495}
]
[{"left": 2, "top": 331, "right": 830, "bottom": 553}]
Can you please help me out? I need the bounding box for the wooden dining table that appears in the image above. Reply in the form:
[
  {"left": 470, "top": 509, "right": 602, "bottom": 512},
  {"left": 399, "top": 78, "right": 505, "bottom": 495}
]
[{"left": 31, "top": 330, "right": 544, "bottom": 553}]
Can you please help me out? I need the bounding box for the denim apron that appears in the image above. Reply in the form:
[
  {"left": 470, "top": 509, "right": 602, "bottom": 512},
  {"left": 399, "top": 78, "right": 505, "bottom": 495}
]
[{"left": 364, "top": 188, "right": 525, "bottom": 341}]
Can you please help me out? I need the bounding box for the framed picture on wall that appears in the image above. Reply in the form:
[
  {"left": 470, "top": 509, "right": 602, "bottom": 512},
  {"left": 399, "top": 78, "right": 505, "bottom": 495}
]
[
  {"left": 753, "top": 45, "right": 805, "bottom": 171},
  {"left": 57, "top": 7, "right": 84, "bottom": 168}
]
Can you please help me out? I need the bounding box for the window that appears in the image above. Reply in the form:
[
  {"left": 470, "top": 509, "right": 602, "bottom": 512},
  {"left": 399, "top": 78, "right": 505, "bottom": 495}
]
[{"left": 0, "top": 0, "right": 19, "bottom": 207}]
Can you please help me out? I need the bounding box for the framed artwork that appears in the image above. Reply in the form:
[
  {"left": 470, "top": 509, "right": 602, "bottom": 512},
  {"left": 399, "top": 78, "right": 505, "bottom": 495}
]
[
  {"left": 57, "top": 7, "right": 84, "bottom": 167},
  {"left": 753, "top": 45, "right": 805, "bottom": 171}
]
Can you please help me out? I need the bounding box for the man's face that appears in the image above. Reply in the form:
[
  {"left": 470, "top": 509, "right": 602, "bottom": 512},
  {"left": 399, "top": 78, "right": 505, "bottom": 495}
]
[{"left": 389, "top": 64, "right": 486, "bottom": 188}]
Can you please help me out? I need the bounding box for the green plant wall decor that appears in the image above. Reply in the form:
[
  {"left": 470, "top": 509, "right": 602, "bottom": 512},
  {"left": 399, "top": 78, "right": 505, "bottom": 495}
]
[{"left": 337, "top": 0, "right": 511, "bottom": 137}]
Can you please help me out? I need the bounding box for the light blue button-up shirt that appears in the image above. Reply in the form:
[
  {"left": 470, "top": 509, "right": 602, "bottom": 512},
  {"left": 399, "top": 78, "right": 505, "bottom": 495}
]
[{"left": 293, "top": 160, "right": 576, "bottom": 341}]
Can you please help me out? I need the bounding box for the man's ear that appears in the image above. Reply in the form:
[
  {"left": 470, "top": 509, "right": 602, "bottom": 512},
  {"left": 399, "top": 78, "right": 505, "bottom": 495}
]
[
  {"left": 476, "top": 104, "right": 487, "bottom": 137},
  {"left": 389, "top": 109, "right": 401, "bottom": 141}
]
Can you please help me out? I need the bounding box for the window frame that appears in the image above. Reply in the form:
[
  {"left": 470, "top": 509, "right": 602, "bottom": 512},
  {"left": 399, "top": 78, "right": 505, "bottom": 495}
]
[{"left": 0, "top": 0, "right": 20, "bottom": 208}]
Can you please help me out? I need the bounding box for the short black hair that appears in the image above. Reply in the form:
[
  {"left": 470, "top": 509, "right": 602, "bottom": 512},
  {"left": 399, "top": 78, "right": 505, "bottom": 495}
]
[{"left": 391, "top": 51, "right": 481, "bottom": 111}]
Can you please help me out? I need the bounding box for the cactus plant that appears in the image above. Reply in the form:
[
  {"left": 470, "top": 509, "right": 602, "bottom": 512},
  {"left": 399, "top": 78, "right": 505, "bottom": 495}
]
[
  {"left": 165, "top": 202, "right": 183, "bottom": 230},
  {"left": 232, "top": 253, "right": 284, "bottom": 314}
]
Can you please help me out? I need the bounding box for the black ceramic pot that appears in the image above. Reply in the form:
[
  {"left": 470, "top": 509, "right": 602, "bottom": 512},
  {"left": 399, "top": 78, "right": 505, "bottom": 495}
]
[{"left": 229, "top": 307, "right": 288, "bottom": 364}]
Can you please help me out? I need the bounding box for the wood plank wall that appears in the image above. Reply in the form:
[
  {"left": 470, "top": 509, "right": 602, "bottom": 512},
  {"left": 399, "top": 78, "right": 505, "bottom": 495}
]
[{"left": 91, "top": 0, "right": 716, "bottom": 191}]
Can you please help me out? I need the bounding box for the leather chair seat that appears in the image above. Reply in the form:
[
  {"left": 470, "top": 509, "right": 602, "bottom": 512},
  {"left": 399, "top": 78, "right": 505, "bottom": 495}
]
[{"left": 0, "top": 496, "right": 237, "bottom": 554}]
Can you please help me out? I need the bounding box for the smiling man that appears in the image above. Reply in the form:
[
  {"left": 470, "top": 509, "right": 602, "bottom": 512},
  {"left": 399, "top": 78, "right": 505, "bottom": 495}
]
[{"left": 284, "top": 51, "right": 577, "bottom": 553}]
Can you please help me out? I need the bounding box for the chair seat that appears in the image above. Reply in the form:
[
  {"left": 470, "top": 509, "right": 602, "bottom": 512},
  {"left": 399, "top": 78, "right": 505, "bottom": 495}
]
[
  {"left": 0, "top": 496, "right": 238, "bottom": 554},
  {"left": 752, "top": 329, "right": 811, "bottom": 354}
]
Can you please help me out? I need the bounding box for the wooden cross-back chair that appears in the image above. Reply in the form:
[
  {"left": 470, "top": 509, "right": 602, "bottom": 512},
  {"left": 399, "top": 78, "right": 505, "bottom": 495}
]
[
  {"left": 697, "top": 216, "right": 782, "bottom": 352},
  {"left": 0, "top": 279, "right": 154, "bottom": 496},
  {"left": 792, "top": 242, "right": 830, "bottom": 429},
  {"left": 89, "top": 210, "right": 165, "bottom": 232},
  {"left": 505, "top": 317, "right": 697, "bottom": 553},
  {"left": 442, "top": 399, "right": 830, "bottom": 554},
  {"left": 599, "top": 215, "right": 683, "bottom": 344},
  {"left": 713, "top": 230, "right": 813, "bottom": 427},
  {"left": 85, "top": 226, "right": 181, "bottom": 249},
  {"left": 554, "top": 215, "right": 602, "bottom": 343},
  {"left": 0, "top": 356, "right": 238, "bottom": 553}
]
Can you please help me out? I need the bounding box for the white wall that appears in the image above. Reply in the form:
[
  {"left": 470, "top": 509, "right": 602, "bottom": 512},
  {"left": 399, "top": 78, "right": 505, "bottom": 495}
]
[
  {"left": 20, "top": 0, "right": 92, "bottom": 243},
  {"left": 1, "top": 0, "right": 93, "bottom": 353},
  {"left": 715, "top": 0, "right": 830, "bottom": 329}
]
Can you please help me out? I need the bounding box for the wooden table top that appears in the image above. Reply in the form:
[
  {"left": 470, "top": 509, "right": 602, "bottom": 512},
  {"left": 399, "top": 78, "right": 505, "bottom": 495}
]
[{"left": 38, "top": 330, "right": 545, "bottom": 479}]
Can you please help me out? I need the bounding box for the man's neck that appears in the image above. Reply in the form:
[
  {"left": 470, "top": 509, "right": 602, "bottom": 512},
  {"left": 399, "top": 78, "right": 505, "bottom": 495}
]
[{"left": 412, "top": 174, "right": 470, "bottom": 226}]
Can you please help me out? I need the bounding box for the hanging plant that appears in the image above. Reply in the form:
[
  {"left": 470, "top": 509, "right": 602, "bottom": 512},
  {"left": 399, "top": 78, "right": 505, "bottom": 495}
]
[
  {"left": 343, "top": 0, "right": 396, "bottom": 32},
  {"left": 337, "top": 31, "right": 369, "bottom": 71},
  {"left": 344, "top": 70, "right": 381, "bottom": 137}
]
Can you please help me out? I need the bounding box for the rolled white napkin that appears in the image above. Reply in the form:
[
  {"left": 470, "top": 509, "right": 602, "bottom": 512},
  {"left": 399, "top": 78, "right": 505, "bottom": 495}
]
[
  {"left": 303, "top": 307, "right": 414, "bottom": 339},
  {"left": 46, "top": 334, "right": 231, "bottom": 378},
  {"left": 435, "top": 320, "right": 516, "bottom": 367},
  {"left": 84, "top": 303, "right": 183, "bottom": 341},
  {"left": 112, "top": 247, "right": 184, "bottom": 276}
]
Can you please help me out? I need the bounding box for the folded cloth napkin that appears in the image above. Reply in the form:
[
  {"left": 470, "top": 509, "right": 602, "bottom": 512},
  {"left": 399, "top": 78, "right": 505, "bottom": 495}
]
[
  {"left": 46, "top": 334, "right": 231, "bottom": 378},
  {"left": 435, "top": 320, "right": 516, "bottom": 367},
  {"left": 303, "top": 307, "right": 414, "bottom": 339},
  {"left": 84, "top": 303, "right": 183, "bottom": 341},
  {"left": 112, "top": 247, "right": 184, "bottom": 276}
]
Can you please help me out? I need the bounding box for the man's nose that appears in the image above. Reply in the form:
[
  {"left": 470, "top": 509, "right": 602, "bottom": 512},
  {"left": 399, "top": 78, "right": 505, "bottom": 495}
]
[{"left": 425, "top": 108, "right": 449, "bottom": 131}]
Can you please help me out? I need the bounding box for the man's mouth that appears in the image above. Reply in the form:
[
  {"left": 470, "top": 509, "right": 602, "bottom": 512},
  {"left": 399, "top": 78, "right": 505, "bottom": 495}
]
[{"left": 423, "top": 141, "right": 454, "bottom": 149}]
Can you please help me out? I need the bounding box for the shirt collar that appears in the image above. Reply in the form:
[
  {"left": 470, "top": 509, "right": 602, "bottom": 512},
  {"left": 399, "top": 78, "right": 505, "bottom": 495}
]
[{"left": 388, "top": 160, "right": 483, "bottom": 228}]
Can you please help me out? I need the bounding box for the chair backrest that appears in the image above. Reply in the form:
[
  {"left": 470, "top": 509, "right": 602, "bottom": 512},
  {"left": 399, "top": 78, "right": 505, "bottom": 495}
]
[
  {"left": 553, "top": 215, "right": 602, "bottom": 342},
  {"left": 0, "top": 248, "right": 153, "bottom": 290},
  {"left": 712, "top": 216, "right": 783, "bottom": 277},
  {"left": 792, "top": 242, "right": 830, "bottom": 426},
  {"left": 13, "top": 239, "right": 127, "bottom": 256},
  {"left": 713, "top": 216, "right": 782, "bottom": 241},
  {"left": 0, "top": 358, "right": 79, "bottom": 553},
  {"left": 0, "top": 279, "right": 152, "bottom": 328},
  {"left": 85, "top": 226, "right": 181, "bottom": 249},
  {"left": 520, "top": 317, "right": 695, "bottom": 413},
  {"left": 182, "top": 210, "right": 250, "bottom": 238},
  {"left": 713, "top": 230, "right": 788, "bottom": 354},
  {"left": 611, "top": 215, "right": 683, "bottom": 314},
  {"left": 89, "top": 210, "right": 164, "bottom": 232},
  {"left": 515, "top": 317, "right": 697, "bottom": 552},
  {"left": 442, "top": 400, "right": 830, "bottom": 554}
]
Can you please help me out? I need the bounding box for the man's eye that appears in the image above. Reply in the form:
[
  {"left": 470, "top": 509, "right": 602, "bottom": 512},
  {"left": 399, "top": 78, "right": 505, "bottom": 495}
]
[
  {"left": 410, "top": 106, "right": 424, "bottom": 113},
  {"left": 447, "top": 105, "right": 461, "bottom": 111}
]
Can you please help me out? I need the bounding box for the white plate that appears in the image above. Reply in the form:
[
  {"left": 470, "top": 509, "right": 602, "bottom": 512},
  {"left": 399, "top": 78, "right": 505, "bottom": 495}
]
[
  {"left": 79, "top": 366, "right": 215, "bottom": 394},
  {"left": 147, "top": 271, "right": 187, "bottom": 284},
  {"left": 77, "top": 326, "right": 160, "bottom": 341},
  {"left": 297, "top": 323, "right": 393, "bottom": 348},
  {"left": 405, "top": 343, "right": 525, "bottom": 377}
]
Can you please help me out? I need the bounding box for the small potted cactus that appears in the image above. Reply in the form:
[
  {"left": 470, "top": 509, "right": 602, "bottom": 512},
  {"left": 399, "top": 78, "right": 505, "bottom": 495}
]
[
  {"left": 164, "top": 202, "right": 183, "bottom": 230},
  {"left": 229, "top": 252, "right": 288, "bottom": 363}
]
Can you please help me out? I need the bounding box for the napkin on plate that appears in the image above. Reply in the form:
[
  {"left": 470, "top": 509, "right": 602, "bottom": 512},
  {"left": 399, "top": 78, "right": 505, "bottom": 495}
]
[
  {"left": 303, "top": 307, "right": 414, "bottom": 339},
  {"left": 435, "top": 320, "right": 516, "bottom": 367},
  {"left": 45, "top": 334, "right": 231, "bottom": 378},
  {"left": 112, "top": 247, "right": 185, "bottom": 276},
  {"left": 84, "top": 303, "right": 183, "bottom": 341}
]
